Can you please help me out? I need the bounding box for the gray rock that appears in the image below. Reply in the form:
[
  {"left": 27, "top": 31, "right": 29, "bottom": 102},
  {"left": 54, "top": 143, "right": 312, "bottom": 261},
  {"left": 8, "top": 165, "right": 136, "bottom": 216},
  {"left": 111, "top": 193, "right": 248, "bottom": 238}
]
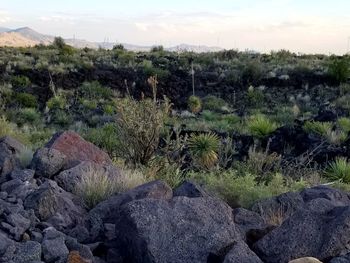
[
  {"left": 69, "top": 225, "right": 90, "bottom": 243},
  {"left": 300, "top": 185, "right": 350, "bottom": 206},
  {"left": 223, "top": 242, "right": 263, "bottom": 263},
  {"left": 173, "top": 180, "right": 208, "bottom": 198},
  {"left": 88, "top": 180, "right": 172, "bottom": 241},
  {"left": 31, "top": 148, "right": 67, "bottom": 178},
  {"left": 65, "top": 236, "right": 93, "bottom": 260},
  {"left": 114, "top": 196, "right": 241, "bottom": 263},
  {"left": 24, "top": 180, "right": 86, "bottom": 231},
  {"left": 12, "top": 241, "right": 41, "bottom": 263},
  {"left": 0, "top": 231, "right": 13, "bottom": 255},
  {"left": 5, "top": 213, "right": 31, "bottom": 240},
  {"left": 10, "top": 169, "right": 35, "bottom": 182},
  {"left": 330, "top": 253, "right": 350, "bottom": 262},
  {"left": 1, "top": 178, "right": 38, "bottom": 200},
  {"left": 0, "top": 136, "right": 25, "bottom": 183},
  {"left": 42, "top": 228, "right": 69, "bottom": 263},
  {"left": 254, "top": 206, "right": 350, "bottom": 263},
  {"left": 55, "top": 161, "right": 121, "bottom": 193}
]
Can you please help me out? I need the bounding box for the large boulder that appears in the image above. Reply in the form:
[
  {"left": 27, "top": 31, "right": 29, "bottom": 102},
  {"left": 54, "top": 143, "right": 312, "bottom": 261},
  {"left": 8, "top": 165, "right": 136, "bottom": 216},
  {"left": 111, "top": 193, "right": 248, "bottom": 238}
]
[
  {"left": 173, "top": 180, "right": 209, "bottom": 198},
  {"left": 114, "top": 196, "right": 241, "bottom": 263},
  {"left": 31, "top": 148, "right": 67, "bottom": 178},
  {"left": 88, "top": 180, "right": 172, "bottom": 241},
  {"left": 0, "top": 136, "right": 25, "bottom": 183},
  {"left": 253, "top": 206, "right": 350, "bottom": 263},
  {"left": 55, "top": 161, "right": 121, "bottom": 193},
  {"left": 289, "top": 258, "right": 323, "bottom": 263},
  {"left": 223, "top": 242, "right": 263, "bottom": 263},
  {"left": 42, "top": 227, "right": 69, "bottom": 263},
  {"left": 45, "top": 131, "right": 112, "bottom": 168},
  {"left": 24, "top": 180, "right": 86, "bottom": 231}
]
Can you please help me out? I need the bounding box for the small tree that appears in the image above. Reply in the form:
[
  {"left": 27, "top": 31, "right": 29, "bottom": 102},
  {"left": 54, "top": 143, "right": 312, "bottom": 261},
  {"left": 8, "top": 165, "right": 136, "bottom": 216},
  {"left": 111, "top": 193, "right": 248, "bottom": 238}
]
[{"left": 328, "top": 57, "right": 350, "bottom": 84}]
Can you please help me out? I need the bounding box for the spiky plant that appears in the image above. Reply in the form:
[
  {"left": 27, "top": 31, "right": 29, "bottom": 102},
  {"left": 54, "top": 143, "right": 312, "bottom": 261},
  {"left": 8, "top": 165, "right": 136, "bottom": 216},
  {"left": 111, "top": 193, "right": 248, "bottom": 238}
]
[
  {"left": 338, "top": 117, "right": 350, "bottom": 133},
  {"left": 303, "top": 121, "right": 333, "bottom": 136},
  {"left": 188, "top": 132, "right": 220, "bottom": 169},
  {"left": 188, "top": 95, "right": 202, "bottom": 114},
  {"left": 246, "top": 114, "right": 278, "bottom": 138},
  {"left": 324, "top": 157, "right": 350, "bottom": 183}
]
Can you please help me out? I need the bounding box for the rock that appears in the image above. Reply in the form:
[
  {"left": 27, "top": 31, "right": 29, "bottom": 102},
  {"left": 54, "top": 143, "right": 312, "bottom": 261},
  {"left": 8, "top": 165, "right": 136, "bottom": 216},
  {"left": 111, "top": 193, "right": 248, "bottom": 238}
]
[
  {"left": 24, "top": 180, "right": 86, "bottom": 231},
  {"left": 69, "top": 226, "right": 90, "bottom": 243},
  {"left": 12, "top": 241, "right": 41, "bottom": 263},
  {"left": 114, "top": 196, "right": 241, "bottom": 263},
  {"left": 289, "top": 258, "right": 323, "bottom": 263},
  {"left": 31, "top": 148, "right": 67, "bottom": 178},
  {"left": 173, "top": 180, "right": 208, "bottom": 198},
  {"left": 233, "top": 208, "right": 272, "bottom": 245},
  {"left": 0, "top": 231, "right": 13, "bottom": 256},
  {"left": 67, "top": 251, "right": 91, "bottom": 263},
  {"left": 300, "top": 185, "right": 350, "bottom": 206},
  {"left": 42, "top": 227, "right": 69, "bottom": 263},
  {"left": 223, "top": 242, "right": 263, "bottom": 263},
  {"left": 1, "top": 178, "right": 38, "bottom": 200},
  {"left": 0, "top": 136, "right": 25, "bottom": 183},
  {"left": 55, "top": 161, "right": 121, "bottom": 193},
  {"left": 44, "top": 131, "right": 112, "bottom": 168},
  {"left": 253, "top": 206, "right": 350, "bottom": 263},
  {"left": 65, "top": 236, "right": 93, "bottom": 261},
  {"left": 9, "top": 169, "right": 35, "bottom": 182},
  {"left": 88, "top": 180, "right": 172, "bottom": 241},
  {"left": 330, "top": 253, "right": 350, "bottom": 262},
  {"left": 5, "top": 213, "right": 31, "bottom": 240}
]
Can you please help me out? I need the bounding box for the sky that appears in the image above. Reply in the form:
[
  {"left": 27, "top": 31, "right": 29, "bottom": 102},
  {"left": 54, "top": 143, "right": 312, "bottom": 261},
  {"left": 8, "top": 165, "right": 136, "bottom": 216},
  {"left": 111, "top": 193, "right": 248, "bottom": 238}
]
[{"left": 1, "top": 0, "right": 350, "bottom": 54}]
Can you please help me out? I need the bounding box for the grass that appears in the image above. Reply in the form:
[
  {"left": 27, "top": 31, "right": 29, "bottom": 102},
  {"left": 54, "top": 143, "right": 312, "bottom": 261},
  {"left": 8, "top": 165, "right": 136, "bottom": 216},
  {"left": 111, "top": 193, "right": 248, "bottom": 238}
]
[
  {"left": 324, "top": 157, "right": 350, "bottom": 183},
  {"left": 246, "top": 114, "right": 279, "bottom": 138}
]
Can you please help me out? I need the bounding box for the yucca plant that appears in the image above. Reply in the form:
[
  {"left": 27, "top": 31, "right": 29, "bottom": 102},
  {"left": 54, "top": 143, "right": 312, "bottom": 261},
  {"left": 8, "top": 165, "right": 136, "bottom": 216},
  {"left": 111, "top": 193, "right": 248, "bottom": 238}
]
[
  {"left": 188, "top": 132, "right": 220, "bottom": 169},
  {"left": 303, "top": 121, "right": 332, "bottom": 136},
  {"left": 188, "top": 95, "right": 202, "bottom": 114},
  {"left": 338, "top": 117, "right": 350, "bottom": 133},
  {"left": 246, "top": 114, "right": 278, "bottom": 138},
  {"left": 324, "top": 157, "right": 350, "bottom": 183}
]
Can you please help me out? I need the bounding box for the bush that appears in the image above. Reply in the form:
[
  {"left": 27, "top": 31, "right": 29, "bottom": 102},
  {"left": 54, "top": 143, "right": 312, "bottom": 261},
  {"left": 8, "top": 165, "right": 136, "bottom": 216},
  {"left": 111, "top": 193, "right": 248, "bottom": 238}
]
[
  {"left": 46, "top": 95, "right": 66, "bottom": 110},
  {"left": 115, "top": 96, "right": 170, "bottom": 165},
  {"left": 328, "top": 57, "right": 350, "bottom": 83},
  {"left": 338, "top": 117, "right": 350, "bottom": 133},
  {"left": 246, "top": 114, "right": 278, "bottom": 138},
  {"left": 189, "top": 171, "right": 308, "bottom": 208},
  {"left": 202, "top": 95, "right": 227, "bottom": 112},
  {"left": 303, "top": 121, "right": 332, "bottom": 136},
  {"left": 16, "top": 108, "right": 41, "bottom": 126},
  {"left": 79, "top": 81, "right": 113, "bottom": 100},
  {"left": 11, "top": 75, "right": 31, "bottom": 90},
  {"left": 188, "top": 95, "right": 202, "bottom": 114},
  {"left": 13, "top": 93, "right": 37, "bottom": 108},
  {"left": 17, "top": 147, "right": 33, "bottom": 168},
  {"left": 324, "top": 157, "right": 350, "bottom": 183},
  {"left": 52, "top": 110, "right": 73, "bottom": 126},
  {"left": 247, "top": 86, "right": 264, "bottom": 107},
  {"left": 188, "top": 132, "right": 220, "bottom": 169}
]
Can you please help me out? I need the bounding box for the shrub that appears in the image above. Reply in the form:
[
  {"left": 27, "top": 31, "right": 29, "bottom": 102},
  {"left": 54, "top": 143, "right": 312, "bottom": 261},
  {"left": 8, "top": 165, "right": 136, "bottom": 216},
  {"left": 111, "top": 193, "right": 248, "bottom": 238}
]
[
  {"left": 324, "top": 157, "right": 350, "bottom": 183},
  {"left": 338, "top": 117, "right": 350, "bottom": 133},
  {"left": 11, "top": 75, "right": 31, "bottom": 90},
  {"left": 79, "top": 81, "right": 113, "bottom": 100},
  {"left": 247, "top": 86, "right": 264, "bottom": 107},
  {"left": 115, "top": 96, "right": 171, "bottom": 165},
  {"left": 46, "top": 95, "right": 66, "bottom": 110},
  {"left": 85, "top": 123, "right": 120, "bottom": 157},
  {"left": 246, "top": 114, "right": 278, "bottom": 138},
  {"left": 303, "top": 121, "right": 332, "bottom": 136},
  {"left": 52, "top": 110, "right": 73, "bottom": 126},
  {"left": 188, "top": 95, "right": 202, "bottom": 114},
  {"left": 328, "top": 57, "right": 350, "bottom": 83},
  {"left": 13, "top": 93, "right": 37, "bottom": 108},
  {"left": 17, "top": 147, "right": 33, "bottom": 168},
  {"left": 188, "top": 132, "right": 220, "bottom": 169},
  {"left": 16, "top": 108, "right": 41, "bottom": 125},
  {"left": 202, "top": 95, "right": 227, "bottom": 112}
]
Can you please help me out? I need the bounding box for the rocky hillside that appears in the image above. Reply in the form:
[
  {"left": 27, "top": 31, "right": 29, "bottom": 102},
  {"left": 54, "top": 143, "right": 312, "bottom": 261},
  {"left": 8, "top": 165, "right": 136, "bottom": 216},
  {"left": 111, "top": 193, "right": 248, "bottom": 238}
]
[{"left": 0, "top": 131, "right": 349, "bottom": 263}]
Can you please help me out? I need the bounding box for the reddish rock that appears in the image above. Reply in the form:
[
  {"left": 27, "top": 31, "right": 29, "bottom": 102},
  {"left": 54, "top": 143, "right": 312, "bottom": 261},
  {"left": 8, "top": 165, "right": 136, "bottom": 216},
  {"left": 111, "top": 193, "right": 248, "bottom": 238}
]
[
  {"left": 45, "top": 131, "right": 112, "bottom": 168},
  {"left": 67, "top": 251, "right": 91, "bottom": 263}
]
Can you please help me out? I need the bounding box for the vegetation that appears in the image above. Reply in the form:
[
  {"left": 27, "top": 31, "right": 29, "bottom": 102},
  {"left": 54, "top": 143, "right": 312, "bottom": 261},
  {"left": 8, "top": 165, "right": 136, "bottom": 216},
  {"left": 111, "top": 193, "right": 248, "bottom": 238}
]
[
  {"left": 188, "top": 95, "right": 202, "bottom": 114},
  {"left": 325, "top": 157, "right": 350, "bottom": 183}
]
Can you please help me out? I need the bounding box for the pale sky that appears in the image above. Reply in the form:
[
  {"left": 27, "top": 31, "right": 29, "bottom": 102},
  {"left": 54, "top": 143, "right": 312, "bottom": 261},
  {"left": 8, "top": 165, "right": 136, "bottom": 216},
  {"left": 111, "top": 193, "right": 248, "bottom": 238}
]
[{"left": 1, "top": 0, "right": 350, "bottom": 54}]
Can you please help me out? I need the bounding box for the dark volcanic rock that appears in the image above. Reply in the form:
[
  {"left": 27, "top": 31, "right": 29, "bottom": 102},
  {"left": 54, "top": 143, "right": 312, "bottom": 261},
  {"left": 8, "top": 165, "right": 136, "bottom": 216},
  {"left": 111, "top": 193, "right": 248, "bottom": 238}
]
[
  {"left": 114, "top": 196, "right": 241, "bottom": 263},
  {"left": 0, "top": 136, "right": 25, "bottom": 183},
  {"left": 223, "top": 242, "right": 263, "bottom": 263},
  {"left": 24, "top": 180, "right": 86, "bottom": 231},
  {"left": 88, "top": 180, "right": 172, "bottom": 241},
  {"left": 31, "top": 148, "right": 67, "bottom": 178},
  {"left": 173, "top": 180, "right": 209, "bottom": 198}
]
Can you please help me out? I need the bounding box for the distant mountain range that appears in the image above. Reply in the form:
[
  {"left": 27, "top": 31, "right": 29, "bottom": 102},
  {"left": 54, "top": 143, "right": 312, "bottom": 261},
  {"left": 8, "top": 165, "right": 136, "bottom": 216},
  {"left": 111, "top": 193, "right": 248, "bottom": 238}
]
[{"left": 0, "top": 27, "right": 223, "bottom": 52}]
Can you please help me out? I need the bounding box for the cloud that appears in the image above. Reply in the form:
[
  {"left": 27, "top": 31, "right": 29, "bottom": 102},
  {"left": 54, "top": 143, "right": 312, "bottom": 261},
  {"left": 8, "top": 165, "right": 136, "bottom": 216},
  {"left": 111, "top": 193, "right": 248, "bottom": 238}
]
[{"left": 0, "top": 10, "right": 13, "bottom": 23}]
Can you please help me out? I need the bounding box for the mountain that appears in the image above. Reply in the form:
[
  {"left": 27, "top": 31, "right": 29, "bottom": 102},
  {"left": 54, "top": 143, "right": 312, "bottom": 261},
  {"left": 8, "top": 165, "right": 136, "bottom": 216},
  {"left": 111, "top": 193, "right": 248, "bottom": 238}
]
[
  {"left": 10, "top": 27, "right": 53, "bottom": 44},
  {"left": 0, "top": 27, "right": 10, "bottom": 33},
  {"left": 0, "top": 32, "right": 38, "bottom": 47},
  {"left": 0, "top": 27, "right": 223, "bottom": 52}
]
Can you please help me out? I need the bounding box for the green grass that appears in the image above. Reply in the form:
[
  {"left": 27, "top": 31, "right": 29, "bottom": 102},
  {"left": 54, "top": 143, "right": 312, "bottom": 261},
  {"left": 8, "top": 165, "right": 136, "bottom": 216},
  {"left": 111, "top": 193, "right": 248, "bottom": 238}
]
[
  {"left": 246, "top": 114, "right": 279, "bottom": 138},
  {"left": 324, "top": 157, "right": 350, "bottom": 183}
]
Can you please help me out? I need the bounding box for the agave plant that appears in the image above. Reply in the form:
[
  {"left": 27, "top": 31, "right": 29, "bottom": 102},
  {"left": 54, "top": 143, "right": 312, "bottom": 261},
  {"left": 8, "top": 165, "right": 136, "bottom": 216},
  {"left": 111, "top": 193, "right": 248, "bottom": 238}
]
[
  {"left": 324, "top": 157, "right": 350, "bottom": 183},
  {"left": 246, "top": 114, "right": 278, "bottom": 138},
  {"left": 188, "top": 95, "right": 202, "bottom": 114},
  {"left": 188, "top": 132, "right": 220, "bottom": 169}
]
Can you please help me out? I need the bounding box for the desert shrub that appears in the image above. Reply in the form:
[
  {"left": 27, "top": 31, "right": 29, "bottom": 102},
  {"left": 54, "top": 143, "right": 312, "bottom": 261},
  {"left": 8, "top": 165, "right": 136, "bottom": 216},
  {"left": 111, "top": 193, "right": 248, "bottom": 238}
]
[
  {"left": 272, "top": 106, "right": 298, "bottom": 126},
  {"left": 11, "top": 75, "right": 31, "bottom": 90},
  {"left": 79, "top": 81, "right": 113, "bottom": 100},
  {"left": 202, "top": 95, "right": 227, "bottom": 112},
  {"left": 189, "top": 171, "right": 308, "bottom": 208},
  {"left": 188, "top": 132, "right": 220, "bottom": 170},
  {"left": 17, "top": 147, "right": 33, "bottom": 168},
  {"left": 324, "top": 157, "right": 350, "bottom": 183},
  {"left": 46, "top": 95, "right": 66, "bottom": 110},
  {"left": 75, "top": 169, "right": 118, "bottom": 209},
  {"left": 103, "top": 104, "right": 115, "bottom": 115},
  {"left": 328, "top": 57, "right": 350, "bottom": 83},
  {"left": 340, "top": 83, "right": 350, "bottom": 96},
  {"left": 246, "top": 114, "right": 278, "bottom": 138},
  {"left": 188, "top": 95, "right": 202, "bottom": 114},
  {"left": 52, "top": 110, "right": 73, "bottom": 126},
  {"left": 326, "top": 130, "right": 348, "bottom": 145},
  {"left": 241, "top": 61, "right": 263, "bottom": 85},
  {"left": 84, "top": 123, "right": 119, "bottom": 156},
  {"left": 112, "top": 169, "right": 148, "bottom": 193},
  {"left": 13, "top": 92, "right": 37, "bottom": 108},
  {"left": 335, "top": 95, "right": 350, "bottom": 111},
  {"left": 16, "top": 108, "right": 41, "bottom": 126},
  {"left": 338, "top": 117, "right": 350, "bottom": 133},
  {"left": 303, "top": 121, "right": 332, "bottom": 136},
  {"left": 247, "top": 86, "right": 264, "bottom": 107},
  {"left": 115, "top": 96, "right": 171, "bottom": 165}
]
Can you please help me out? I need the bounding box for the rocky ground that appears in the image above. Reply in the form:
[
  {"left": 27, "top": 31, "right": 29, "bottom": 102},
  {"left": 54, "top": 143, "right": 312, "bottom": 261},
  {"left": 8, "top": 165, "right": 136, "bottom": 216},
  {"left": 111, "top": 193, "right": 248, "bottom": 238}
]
[{"left": 1, "top": 131, "right": 350, "bottom": 263}]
